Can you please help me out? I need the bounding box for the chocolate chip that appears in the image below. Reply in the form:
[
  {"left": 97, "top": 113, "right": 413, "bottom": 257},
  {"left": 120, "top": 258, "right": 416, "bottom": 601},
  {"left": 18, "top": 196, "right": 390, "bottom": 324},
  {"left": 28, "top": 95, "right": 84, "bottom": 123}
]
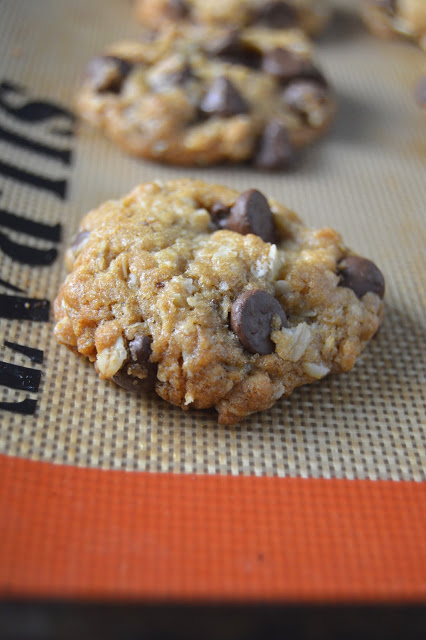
[
  {"left": 414, "top": 76, "right": 426, "bottom": 107},
  {"left": 254, "top": 1, "right": 298, "bottom": 29},
  {"left": 71, "top": 230, "right": 90, "bottom": 251},
  {"left": 207, "top": 31, "right": 261, "bottom": 69},
  {"left": 255, "top": 121, "right": 295, "bottom": 170},
  {"left": 282, "top": 80, "right": 328, "bottom": 119},
  {"left": 207, "top": 30, "right": 241, "bottom": 57},
  {"left": 338, "top": 256, "right": 385, "bottom": 299},
  {"left": 262, "top": 49, "right": 327, "bottom": 86},
  {"left": 262, "top": 48, "right": 308, "bottom": 81},
  {"left": 129, "top": 334, "right": 153, "bottom": 365},
  {"left": 230, "top": 289, "right": 288, "bottom": 355},
  {"left": 222, "top": 189, "right": 276, "bottom": 243},
  {"left": 86, "top": 56, "right": 132, "bottom": 93},
  {"left": 200, "top": 76, "right": 249, "bottom": 117},
  {"left": 210, "top": 201, "right": 231, "bottom": 223},
  {"left": 168, "top": 0, "right": 190, "bottom": 19},
  {"left": 113, "top": 334, "right": 157, "bottom": 392},
  {"left": 113, "top": 367, "right": 156, "bottom": 393}
]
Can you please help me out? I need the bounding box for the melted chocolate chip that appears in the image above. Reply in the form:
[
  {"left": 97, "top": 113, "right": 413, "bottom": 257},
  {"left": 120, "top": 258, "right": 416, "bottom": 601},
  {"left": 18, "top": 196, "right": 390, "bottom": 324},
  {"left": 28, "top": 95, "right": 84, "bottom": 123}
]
[
  {"left": 222, "top": 189, "right": 276, "bottom": 243},
  {"left": 200, "top": 77, "right": 249, "bottom": 117},
  {"left": 338, "top": 256, "right": 385, "bottom": 299},
  {"left": 230, "top": 289, "right": 288, "bottom": 355},
  {"left": 255, "top": 121, "right": 295, "bottom": 170},
  {"left": 113, "top": 334, "right": 157, "bottom": 392},
  {"left": 86, "top": 56, "right": 133, "bottom": 93},
  {"left": 254, "top": 1, "right": 298, "bottom": 29},
  {"left": 207, "top": 31, "right": 261, "bottom": 68}
]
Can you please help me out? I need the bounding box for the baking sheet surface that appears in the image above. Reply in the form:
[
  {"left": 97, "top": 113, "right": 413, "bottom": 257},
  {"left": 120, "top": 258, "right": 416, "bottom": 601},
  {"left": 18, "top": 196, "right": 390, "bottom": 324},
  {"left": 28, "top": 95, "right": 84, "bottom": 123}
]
[{"left": 0, "top": 0, "right": 425, "bottom": 481}]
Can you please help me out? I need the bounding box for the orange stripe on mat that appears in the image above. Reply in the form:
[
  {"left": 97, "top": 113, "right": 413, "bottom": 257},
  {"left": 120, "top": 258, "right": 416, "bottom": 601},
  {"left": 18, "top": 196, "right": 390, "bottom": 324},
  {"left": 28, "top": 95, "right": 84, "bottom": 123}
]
[{"left": 0, "top": 455, "right": 425, "bottom": 602}]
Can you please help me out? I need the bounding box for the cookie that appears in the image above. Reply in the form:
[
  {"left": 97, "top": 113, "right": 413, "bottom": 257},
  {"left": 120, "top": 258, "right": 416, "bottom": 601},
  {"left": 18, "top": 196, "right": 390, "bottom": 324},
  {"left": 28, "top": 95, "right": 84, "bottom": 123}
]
[
  {"left": 135, "top": 0, "right": 332, "bottom": 38},
  {"left": 54, "top": 179, "right": 384, "bottom": 425},
  {"left": 361, "top": 0, "right": 426, "bottom": 50},
  {"left": 76, "top": 27, "right": 335, "bottom": 168}
]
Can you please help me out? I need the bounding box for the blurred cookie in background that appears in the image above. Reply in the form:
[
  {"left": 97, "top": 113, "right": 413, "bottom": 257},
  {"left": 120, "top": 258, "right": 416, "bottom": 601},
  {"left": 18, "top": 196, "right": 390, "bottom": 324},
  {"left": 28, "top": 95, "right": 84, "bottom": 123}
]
[
  {"left": 135, "top": 0, "right": 332, "bottom": 38},
  {"left": 361, "top": 0, "right": 426, "bottom": 50},
  {"left": 76, "top": 26, "right": 336, "bottom": 168}
]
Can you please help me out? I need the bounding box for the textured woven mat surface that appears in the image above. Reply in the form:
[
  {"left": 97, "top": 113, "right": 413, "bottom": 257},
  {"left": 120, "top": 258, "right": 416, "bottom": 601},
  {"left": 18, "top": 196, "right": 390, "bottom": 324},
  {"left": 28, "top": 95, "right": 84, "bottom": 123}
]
[{"left": 0, "top": 0, "right": 425, "bottom": 480}]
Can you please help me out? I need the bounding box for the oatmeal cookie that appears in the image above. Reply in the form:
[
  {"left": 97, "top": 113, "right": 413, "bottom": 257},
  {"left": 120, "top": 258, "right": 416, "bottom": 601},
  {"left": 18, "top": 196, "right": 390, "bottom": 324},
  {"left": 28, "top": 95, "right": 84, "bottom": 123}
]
[
  {"left": 76, "top": 27, "right": 335, "bottom": 168},
  {"left": 362, "top": 0, "right": 426, "bottom": 50},
  {"left": 135, "top": 0, "right": 331, "bottom": 38},
  {"left": 54, "top": 179, "right": 385, "bottom": 425}
]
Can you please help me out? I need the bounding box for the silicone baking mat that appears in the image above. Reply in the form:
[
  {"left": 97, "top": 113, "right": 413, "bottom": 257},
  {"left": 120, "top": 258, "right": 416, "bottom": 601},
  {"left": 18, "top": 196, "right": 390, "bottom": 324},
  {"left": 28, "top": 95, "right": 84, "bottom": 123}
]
[{"left": 0, "top": 0, "right": 425, "bottom": 602}]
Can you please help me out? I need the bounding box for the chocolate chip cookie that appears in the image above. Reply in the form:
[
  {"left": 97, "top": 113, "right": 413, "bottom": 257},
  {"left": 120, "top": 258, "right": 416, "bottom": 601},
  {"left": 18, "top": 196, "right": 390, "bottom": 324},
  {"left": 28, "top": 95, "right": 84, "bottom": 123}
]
[
  {"left": 54, "top": 179, "right": 384, "bottom": 425},
  {"left": 135, "top": 0, "right": 331, "bottom": 38},
  {"left": 76, "top": 27, "right": 335, "bottom": 167},
  {"left": 362, "top": 0, "right": 426, "bottom": 50}
]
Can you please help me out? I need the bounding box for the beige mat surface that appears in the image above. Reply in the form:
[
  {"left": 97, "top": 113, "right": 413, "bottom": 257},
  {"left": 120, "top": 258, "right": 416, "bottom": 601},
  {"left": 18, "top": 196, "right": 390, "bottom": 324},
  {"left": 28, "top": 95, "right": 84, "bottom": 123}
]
[{"left": 0, "top": 0, "right": 425, "bottom": 480}]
